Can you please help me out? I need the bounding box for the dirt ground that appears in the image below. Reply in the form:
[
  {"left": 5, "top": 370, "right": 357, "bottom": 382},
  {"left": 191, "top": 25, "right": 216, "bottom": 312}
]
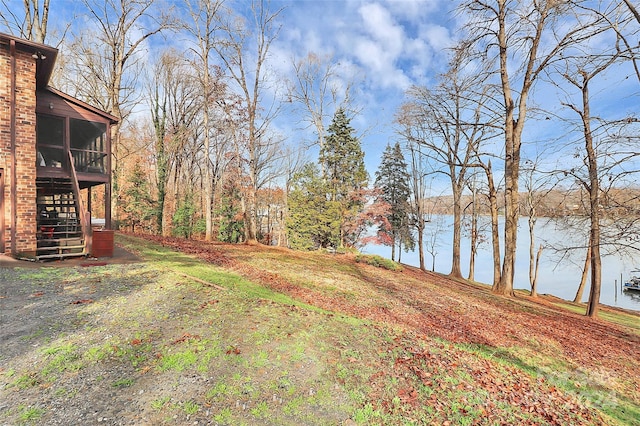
[
  {"left": 0, "top": 245, "right": 358, "bottom": 425},
  {"left": 0, "top": 246, "right": 141, "bottom": 269},
  {"left": 0, "top": 248, "right": 149, "bottom": 425}
]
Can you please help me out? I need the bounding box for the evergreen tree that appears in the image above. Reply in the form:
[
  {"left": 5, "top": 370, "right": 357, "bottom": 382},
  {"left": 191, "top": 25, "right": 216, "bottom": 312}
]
[
  {"left": 319, "top": 108, "right": 368, "bottom": 246},
  {"left": 375, "top": 142, "right": 414, "bottom": 261},
  {"left": 122, "top": 162, "right": 155, "bottom": 233},
  {"left": 286, "top": 163, "right": 342, "bottom": 250},
  {"left": 217, "top": 181, "right": 245, "bottom": 244},
  {"left": 172, "top": 192, "right": 197, "bottom": 239}
]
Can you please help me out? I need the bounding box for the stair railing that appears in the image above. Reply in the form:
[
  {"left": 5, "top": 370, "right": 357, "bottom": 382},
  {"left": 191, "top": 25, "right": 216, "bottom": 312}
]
[{"left": 68, "top": 151, "right": 92, "bottom": 255}]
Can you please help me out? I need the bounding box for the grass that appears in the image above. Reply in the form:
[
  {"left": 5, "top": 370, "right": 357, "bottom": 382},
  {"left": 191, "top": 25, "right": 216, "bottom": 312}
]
[
  {"left": 1, "top": 233, "right": 637, "bottom": 426},
  {"left": 112, "top": 378, "right": 134, "bottom": 388},
  {"left": 17, "top": 405, "right": 44, "bottom": 425},
  {"left": 158, "top": 349, "right": 198, "bottom": 372},
  {"left": 182, "top": 400, "right": 199, "bottom": 415},
  {"left": 151, "top": 396, "right": 171, "bottom": 410},
  {"left": 355, "top": 253, "right": 403, "bottom": 271},
  {"left": 41, "top": 344, "right": 82, "bottom": 376}
]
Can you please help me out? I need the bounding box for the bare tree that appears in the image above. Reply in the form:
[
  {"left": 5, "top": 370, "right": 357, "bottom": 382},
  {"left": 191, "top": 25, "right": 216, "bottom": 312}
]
[
  {"left": 212, "top": 0, "right": 284, "bottom": 244},
  {"left": 147, "top": 56, "right": 169, "bottom": 234},
  {"left": 289, "top": 52, "right": 359, "bottom": 150},
  {"left": 553, "top": 3, "right": 640, "bottom": 317},
  {"left": 183, "top": 0, "right": 225, "bottom": 241},
  {"left": 404, "top": 140, "right": 429, "bottom": 271},
  {"left": 0, "top": 0, "right": 49, "bottom": 43},
  {"left": 522, "top": 158, "right": 555, "bottom": 297},
  {"left": 396, "top": 47, "right": 492, "bottom": 279},
  {"left": 146, "top": 50, "right": 204, "bottom": 235},
  {"left": 424, "top": 207, "right": 446, "bottom": 273},
  {"left": 59, "top": 0, "right": 175, "bottom": 226},
  {"left": 462, "top": 0, "right": 587, "bottom": 296},
  {"left": 463, "top": 172, "right": 492, "bottom": 282}
]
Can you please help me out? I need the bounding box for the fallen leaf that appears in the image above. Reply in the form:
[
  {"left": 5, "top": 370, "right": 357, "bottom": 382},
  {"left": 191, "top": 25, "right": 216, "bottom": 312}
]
[
  {"left": 173, "top": 333, "right": 201, "bottom": 344},
  {"left": 70, "top": 299, "right": 93, "bottom": 304},
  {"left": 226, "top": 346, "right": 241, "bottom": 355}
]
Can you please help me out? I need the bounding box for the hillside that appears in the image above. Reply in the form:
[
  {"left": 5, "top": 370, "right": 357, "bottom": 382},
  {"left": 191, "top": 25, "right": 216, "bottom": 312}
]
[{"left": 1, "top": 233, "right": 638, "bottom": 425}]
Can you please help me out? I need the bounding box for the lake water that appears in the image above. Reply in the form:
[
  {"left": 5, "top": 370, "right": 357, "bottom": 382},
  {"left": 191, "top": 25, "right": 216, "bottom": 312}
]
[{"left": 363, "top": 216, "right": 640, "bottom": 312}]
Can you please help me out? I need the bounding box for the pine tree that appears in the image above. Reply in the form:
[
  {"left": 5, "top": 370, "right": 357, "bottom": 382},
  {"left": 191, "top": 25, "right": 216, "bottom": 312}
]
[
  {"left": 172, "top": 193, "right": 199, "bottom": 239},
  {"left": 375, "top": 142, "right": 414, "bottom": 261},
  {"left": 122, "top": 162, "right": 155, "bottom": 233},
  {"left": 319, "top": 108, "right": 368, "bottom": 246},
  {"left": 217, "top": 181, "right": 245, "bottom": 244},
  {"left": 286, "top": 163, "right": 342, "bottom": 250}
]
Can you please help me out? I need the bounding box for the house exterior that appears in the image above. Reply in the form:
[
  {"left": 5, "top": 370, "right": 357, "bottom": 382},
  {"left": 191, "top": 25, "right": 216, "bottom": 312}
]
[{"left": 0, "top": 33, "right": 118, "bottom": 259}]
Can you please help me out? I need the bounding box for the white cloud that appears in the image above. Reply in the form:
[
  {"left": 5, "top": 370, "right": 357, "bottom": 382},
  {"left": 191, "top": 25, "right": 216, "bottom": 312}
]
[
  {"left": 359, "top": 3, "right": 404, "bottom": 53},
  {"left": 422, "top": 24, "right": 453, "bottom": 51},
  {"left": 382, "top": 0, "right": 442, "bottom": 23}
]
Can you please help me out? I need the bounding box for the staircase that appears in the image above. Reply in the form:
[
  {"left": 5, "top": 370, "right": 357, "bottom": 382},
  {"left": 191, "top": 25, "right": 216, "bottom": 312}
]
[{"left": 36, "top": 184, "right": 86, "bottom": 260}]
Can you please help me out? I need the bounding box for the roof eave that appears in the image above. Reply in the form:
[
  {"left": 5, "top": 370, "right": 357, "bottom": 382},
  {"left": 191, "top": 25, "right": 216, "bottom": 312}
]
[{"left": 0, "top": 32, "right": 58, "bottom": 88}]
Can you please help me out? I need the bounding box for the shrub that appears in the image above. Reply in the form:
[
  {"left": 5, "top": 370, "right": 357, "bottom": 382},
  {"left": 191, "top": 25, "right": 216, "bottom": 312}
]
[{"left": 355, "top": 254, "right": 402, "bottom": 271}]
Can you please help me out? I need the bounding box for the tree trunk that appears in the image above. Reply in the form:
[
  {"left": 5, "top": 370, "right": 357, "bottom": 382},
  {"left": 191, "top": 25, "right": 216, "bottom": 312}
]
[
  {"left": 203, "top": 65, "right": 214, "bottom": 241},
  {"left": 493, "top": 0, "right": 550, "bottom": 296},
  {"left": 528, "top": 214, "right": 536, "bottom": 294},
  {"left": 450, "top": 183, "right": 463, "bottom": 278},
  {"left": 484, "top": 161, "right": 502, "bottom": 287},
  {"left": 493, "top": 0, "right": 514, "bottom": 296},
  {"left": 417, "top": 218, "right": 425, "bottom": 271},
  {"left": 531, "top": 244, "right": 543, "bottom": 297},
  {"left": 583, "top": 79, "right": 602, "bottom": 318},
  {"left": 391, "top": 236, "right": 396, "bottom": 262},
  {"left": 574, "top": 243, "right": 591, "bottom": 303},
  {"left": 468, "top": 207, "right": 477, "bottom": 281},
  {"left": 498, "top": 130, "right": 519, "bottom": 297},
  {"left": 586, "top": 223, "right": 602, "bottom": 317}
]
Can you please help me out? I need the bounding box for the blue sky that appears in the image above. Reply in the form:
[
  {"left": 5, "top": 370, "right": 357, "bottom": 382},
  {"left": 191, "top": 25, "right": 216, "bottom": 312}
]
[
  {"left": 3, "top": 0, "right": 638, "bottom": 190},
  {"left": 0, "top": 0, "right": 457, "bottom": 176},
  {"left": 267, "top": 0, "right": 458, "bottom": 176},
  {"left": 241, "top": 0, "right": 638, "bottom": 186}
]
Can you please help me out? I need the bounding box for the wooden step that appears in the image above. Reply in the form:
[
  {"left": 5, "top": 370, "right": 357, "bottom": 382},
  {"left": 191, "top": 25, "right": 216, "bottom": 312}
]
[
  {"left": 38, "top": 237, "right": 83, "bottom": 244},
  {"left": 36, "top": 252, "right": 87, "bottom": 261},
  {"left": 36, "top": 245, "right": 85, "bottom": 252},
  {"left": 37, "top": 231, "right": 82, "bottom": 237}
]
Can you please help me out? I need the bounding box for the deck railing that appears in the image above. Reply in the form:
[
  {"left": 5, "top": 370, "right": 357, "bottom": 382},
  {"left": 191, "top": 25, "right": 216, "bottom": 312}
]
[{"left": 67, "top": 150, "right": 92, "bottom": 254}]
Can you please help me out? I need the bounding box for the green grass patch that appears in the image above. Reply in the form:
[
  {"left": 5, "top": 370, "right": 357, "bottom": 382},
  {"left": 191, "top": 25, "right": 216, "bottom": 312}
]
[
  {"left": 182, "top": 400, "right": 199, "bottom": 415},
  {"left": 158, "top": 349, "right": 198, "bottom": 372},
  {"left": 12, "top": 373, "right": 40, "bottom": 390},
  {"left": 17, "top": 405, "right": 44, "bottom": 425},
  {"left": 112, "top": 377, "right": 134, "bottom": 388},
  {"left": 355, "top": 254, "right": 403, "bottom": 271},
  {"left": 250, "top": 401, "right": 270, "bottom": 419},
  {"left": 213, "top": 407, "right": 233, "bottom": 424},
  {"left": 41, "top": 343, "right": 82, "bottom": 376},
  {"left": 150, "top": 396, "right": 171, "bottom": 410}
]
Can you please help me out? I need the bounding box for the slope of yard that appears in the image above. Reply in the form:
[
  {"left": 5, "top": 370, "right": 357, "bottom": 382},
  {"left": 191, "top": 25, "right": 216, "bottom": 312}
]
[{"left": 1, "top": 233, "right": 638, "bottom": 425}]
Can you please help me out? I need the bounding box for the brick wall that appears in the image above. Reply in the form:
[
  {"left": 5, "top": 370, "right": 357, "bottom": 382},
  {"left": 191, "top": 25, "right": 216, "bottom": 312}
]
[
  {"left": 0, "top": 46, "right": 10, "bottom": 254},
  {"left": 0, "top": 45, "right": 37, "bottom": 255}
]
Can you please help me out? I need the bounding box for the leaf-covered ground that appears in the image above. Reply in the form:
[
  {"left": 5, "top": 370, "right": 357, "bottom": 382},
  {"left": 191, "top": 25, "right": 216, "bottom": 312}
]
[
  {"left": 130, "top": 234, "right": 640, "bottom": 424},
  {"left": 1, "top": 233, "right": 638, "bottom": 425}
]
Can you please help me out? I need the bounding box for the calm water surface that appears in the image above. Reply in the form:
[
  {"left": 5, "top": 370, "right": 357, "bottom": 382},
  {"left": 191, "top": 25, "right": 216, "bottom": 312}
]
[{"left": 363, "top": 216, "right": 640, "bottom": 312}]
